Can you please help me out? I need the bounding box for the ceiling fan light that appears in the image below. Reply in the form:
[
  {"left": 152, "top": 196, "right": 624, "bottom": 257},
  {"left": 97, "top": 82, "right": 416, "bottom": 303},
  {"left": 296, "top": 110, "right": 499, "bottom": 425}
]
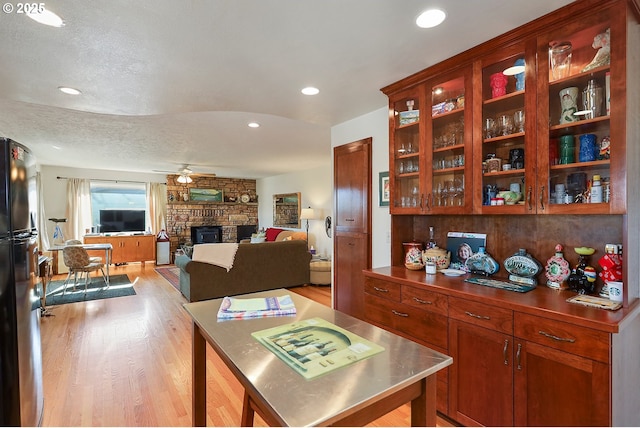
[{"left": 177, "top": 175, "right": 192, "bottom": 184}]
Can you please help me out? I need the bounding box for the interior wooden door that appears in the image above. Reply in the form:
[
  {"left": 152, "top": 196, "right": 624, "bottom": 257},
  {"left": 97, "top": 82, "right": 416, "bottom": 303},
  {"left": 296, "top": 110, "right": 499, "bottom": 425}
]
[{"left": 333, "top": 138, "right": 371, "bottom": 319}]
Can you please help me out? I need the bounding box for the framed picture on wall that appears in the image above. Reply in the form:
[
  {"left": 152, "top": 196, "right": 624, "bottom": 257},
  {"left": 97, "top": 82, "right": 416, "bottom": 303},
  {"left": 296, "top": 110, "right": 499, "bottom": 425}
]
[
  {"left": 379, "top": 171, "right": 389, "bottom": 207},
  {"left": 189, "top": 188, "right": 223, "bottom": 202}
]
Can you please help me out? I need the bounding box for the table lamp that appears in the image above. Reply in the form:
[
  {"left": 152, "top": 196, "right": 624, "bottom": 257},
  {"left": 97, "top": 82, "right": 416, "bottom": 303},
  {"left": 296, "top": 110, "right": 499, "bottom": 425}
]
[{"left": 300, "top": 207, "right": 315, "bottom": 247}]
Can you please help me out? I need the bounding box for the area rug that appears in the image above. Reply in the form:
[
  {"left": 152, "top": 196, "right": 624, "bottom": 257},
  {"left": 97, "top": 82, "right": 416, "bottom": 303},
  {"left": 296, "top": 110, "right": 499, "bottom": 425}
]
[
  {"left": 45, "top": 274, "right": 136, "bottom": 306},
  {"left": 155, "top": 266, "right": 180, "bottom": 291}
]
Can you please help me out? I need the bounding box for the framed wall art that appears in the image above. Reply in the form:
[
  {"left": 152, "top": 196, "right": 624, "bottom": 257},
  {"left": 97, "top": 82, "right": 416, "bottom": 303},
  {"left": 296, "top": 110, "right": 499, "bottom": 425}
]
[
  {"left": 189, "top": 188, "right": 223, "bottom": 202},
  {"left": 379, "top": 171, "right": 389, "bottom": 207}
]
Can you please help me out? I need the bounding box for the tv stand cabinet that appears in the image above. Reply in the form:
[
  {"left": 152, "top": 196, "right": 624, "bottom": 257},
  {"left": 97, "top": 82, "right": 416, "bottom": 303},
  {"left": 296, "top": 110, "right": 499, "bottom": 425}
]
[{"left": 84, "top": 234, "right": 156, "bottom": 266}]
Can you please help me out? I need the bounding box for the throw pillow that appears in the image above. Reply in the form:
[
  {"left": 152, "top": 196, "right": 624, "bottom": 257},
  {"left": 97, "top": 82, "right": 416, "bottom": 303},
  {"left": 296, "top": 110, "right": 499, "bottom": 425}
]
[
  {"left": 265, "top": 227, "right": 284, "bottom": 241},
  {"left": 250, "top": 236, "right": 266, "bottom": 243}
]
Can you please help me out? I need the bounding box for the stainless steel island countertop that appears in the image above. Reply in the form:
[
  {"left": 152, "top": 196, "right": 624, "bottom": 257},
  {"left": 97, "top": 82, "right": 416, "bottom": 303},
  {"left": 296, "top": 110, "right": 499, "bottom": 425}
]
[{"left": 184, "top": 288, "right": 452, "bottom": 427}]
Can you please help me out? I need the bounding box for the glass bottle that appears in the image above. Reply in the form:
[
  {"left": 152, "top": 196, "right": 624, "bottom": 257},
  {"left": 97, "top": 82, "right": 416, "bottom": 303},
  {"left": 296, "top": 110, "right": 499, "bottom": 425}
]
[
  {"left": 545, "top": 244, "right": 570, "bottom": 289},
  {"left": 427, "top": 226, "right": 437, "bottom": 249}
]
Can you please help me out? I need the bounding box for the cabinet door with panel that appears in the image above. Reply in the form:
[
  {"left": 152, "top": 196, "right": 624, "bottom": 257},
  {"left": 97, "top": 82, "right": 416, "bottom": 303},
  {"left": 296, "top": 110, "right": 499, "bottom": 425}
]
[
  {"left": 334, "top": 233, "right": 368, "bottom": 319},
  {"left": 474, "top": 40, "right": 537, "bottom": 213},
  {"left": 448, "top": 297, "right": 515, "bottom": 426},
  {"left": 513, "top": 312, "right": 611, "bottom": 426},
  {"left": 535, "top": 3, "right": 627, "bottom": 214},
  {"left": 334, "top": 140, "right": 371, "bottom": 232},
  {"left": 389, "top": 86, "right": 426, "bottom": 213},
  {"left": 428, "top": 67, "right": 473, "bottom": 214}
]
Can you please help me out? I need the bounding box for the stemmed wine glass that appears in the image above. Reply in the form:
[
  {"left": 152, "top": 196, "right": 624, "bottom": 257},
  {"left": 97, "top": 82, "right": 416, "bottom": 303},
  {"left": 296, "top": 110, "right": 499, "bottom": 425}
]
[
  {"left": 454, "top": 177, "right": 465, "bottom": 206},
  {"left": 447, "top": 180, "right": 456, "bottom": 206}
]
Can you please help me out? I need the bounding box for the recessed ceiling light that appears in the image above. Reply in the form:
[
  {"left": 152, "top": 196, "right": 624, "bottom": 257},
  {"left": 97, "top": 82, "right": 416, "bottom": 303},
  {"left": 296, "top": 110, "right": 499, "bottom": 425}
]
[
  {"left": 416, "top": 9, "right": 446, "bottom": 28},
  {"left": 301, "top": 87, "right": 319, "bottom": 96},
  {"left": 248, "top": 122, "right": 260, "bottom": 128},
  {"left": 27, "top": 8, "right": 65, "bottom": 27},
  {"left": 58, "top": 86, "right": 81, "bottom": 95}
]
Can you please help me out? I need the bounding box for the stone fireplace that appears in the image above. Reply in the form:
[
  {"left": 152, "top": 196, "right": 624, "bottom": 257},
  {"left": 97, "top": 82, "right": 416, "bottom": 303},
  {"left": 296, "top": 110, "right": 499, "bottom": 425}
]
[{"left": 165, "top": 175, "right": 258, "bottom": 256}]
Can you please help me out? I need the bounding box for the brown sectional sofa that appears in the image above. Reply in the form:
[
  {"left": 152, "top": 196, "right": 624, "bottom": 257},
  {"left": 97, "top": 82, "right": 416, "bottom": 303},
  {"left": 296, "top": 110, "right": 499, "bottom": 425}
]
[{"left": 175, "top": 239, "right": 311, "bottom": 302}]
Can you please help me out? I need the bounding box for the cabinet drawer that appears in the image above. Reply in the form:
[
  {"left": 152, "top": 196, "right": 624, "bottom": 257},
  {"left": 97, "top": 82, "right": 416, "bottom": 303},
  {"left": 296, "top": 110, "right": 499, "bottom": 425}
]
[
  {"left": 449, "top": 297, "right": 513, "bottom": 335},
  {"left": 364, "top": 277, "right": 401, "bottom": 302},
  {"left": 365, "top": 294, "right": 448, "bottom": 349},
  {"left": 514, "top": 312, "right": 610, "bottom": 363},
  {"left": 402, "top": 285, "right": 448, "bottom": 316}
]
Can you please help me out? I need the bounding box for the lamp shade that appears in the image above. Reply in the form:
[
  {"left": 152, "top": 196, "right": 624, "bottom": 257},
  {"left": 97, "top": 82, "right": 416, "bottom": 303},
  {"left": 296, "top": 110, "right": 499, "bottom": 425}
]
[
  {"left": 177, "top": 174, "right": 193, "bottom": 184},
  {"left": 300, "top": 208, "right": 315, "bottom": 220}
]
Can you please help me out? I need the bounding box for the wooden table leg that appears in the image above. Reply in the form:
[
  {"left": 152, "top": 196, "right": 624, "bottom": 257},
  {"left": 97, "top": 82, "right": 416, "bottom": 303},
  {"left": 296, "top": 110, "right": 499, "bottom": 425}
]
[
  {"left": 193, "top": 323, "right": 207, "bottom": 427},
  {"left": 241, "top": 391, "right": 255, "bottom": 427},
  {"left": 411, "top": 374, "right": 437, "bottom": 427}
]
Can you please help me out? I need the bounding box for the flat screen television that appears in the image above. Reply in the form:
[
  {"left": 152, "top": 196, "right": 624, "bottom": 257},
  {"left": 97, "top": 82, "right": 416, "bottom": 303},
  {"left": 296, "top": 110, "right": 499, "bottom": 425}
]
[{"left": 99, "top": 209, "right": 145, "bottom": 232}]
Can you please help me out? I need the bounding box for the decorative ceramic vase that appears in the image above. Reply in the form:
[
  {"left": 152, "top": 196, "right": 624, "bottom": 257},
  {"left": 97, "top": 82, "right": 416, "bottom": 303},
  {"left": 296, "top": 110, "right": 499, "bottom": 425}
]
[
  {"left": 559, "top": 135, "right": 575, "bottom": 164},
  {"left": 490, "top": 72, "right": 508, "bottom": 98},
  {"left": 465, "top": 247, "right": 499, "bottom": 276},
  {"left": 579, "top": 134, "right": 597, "bottom": 162},
  {"left": 403, "top": 242, "right": 425, "bottom": 270},
  {"left": 422, "top": 246, "right": 451, "bottom": 270},
  {"left": 504, "top": 248, "right": 543, "bottom": 286},
  {"left": 514, "top": 58, "right": 525, "bottom": 91},
  {"left": 567, "top": 247, "right": 597, "bottom": 295},
  {"left": 545, "top": 244, "right": 571, "bottom": 289},
  {"left": 559, "top": 86, "right": 579, "bottom": 124}
]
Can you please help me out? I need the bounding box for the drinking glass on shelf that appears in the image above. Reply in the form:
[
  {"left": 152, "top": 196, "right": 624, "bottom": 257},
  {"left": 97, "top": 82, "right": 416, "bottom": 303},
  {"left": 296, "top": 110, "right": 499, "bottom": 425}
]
[
  {"left": 484, "top": 118, "right": 496, "bottom": 139},
  {"left": 454, "top": 177, "right": 465, "bottom": 206},
  {"left": 405, "top": 159, "right": 413, "bottom": 172},
  {"left": 440, "top": 182, "right": 449, "bottom": 207},
  {"left": 411, "top": 186, "right": 419, "bottom": 207},
  {"left": 497, "top": 114, "right": 514, "bottom": 136},
  {"left": 513, "top": 110, "right": 525, "bottom": 133},
  {"left": 398, "top": 161, "right": 404, "bottom": 174},
  {"left": 447, "top": 180, "right": 456, "bottom": 206}
]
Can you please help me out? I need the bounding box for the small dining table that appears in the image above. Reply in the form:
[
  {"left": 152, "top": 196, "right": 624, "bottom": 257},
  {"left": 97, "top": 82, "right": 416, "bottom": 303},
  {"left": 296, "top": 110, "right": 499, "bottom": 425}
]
[
  {"left": 47, "top": 243, "right": 113, "bottom": 287},
  {"left": 184, "top": 289, "right": 452, "bottom": 427}
]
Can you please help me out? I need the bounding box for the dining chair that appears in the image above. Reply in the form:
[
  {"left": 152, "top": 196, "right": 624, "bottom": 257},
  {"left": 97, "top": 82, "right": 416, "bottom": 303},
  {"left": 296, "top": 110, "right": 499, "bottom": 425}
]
[
  {"left": 62, "top": 246, "right": 108, "bottom": 294},
  {"left": 65, "top": 239, "right": 102, "bottom": 264}
]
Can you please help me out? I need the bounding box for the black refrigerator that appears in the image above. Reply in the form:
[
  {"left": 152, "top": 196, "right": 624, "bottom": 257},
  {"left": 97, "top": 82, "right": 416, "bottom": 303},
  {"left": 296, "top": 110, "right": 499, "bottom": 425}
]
[{"left": 0, "top": 138, "right": 44, "bottom": 426}]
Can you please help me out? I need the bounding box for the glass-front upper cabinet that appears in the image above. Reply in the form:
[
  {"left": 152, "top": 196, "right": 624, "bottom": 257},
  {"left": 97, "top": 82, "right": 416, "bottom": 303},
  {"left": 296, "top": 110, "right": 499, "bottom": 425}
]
[
  {"left": 389, "top": 86, "right": 425, "bottom": 213},
  {"left": 428, "top": 67, "right": 473, "bottom": 213},
  {"left": 474, "top": 41, "right": 536, "bottom": 214},
  {"left": 535, "top": 6, "right": 623, "bottom": 214}
]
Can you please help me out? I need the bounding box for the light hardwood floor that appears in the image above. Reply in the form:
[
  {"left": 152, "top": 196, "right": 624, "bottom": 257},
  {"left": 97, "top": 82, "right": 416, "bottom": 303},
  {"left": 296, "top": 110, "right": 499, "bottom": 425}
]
[{"left": 40, "top": 264, "right": 451, "bottom": 427}]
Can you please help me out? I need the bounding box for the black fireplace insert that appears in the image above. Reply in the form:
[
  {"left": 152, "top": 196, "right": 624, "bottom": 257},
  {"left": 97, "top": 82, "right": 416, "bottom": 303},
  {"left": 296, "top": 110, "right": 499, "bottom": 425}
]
[{"left": 191, "top": 226, "right": 222, "bottom": 244}]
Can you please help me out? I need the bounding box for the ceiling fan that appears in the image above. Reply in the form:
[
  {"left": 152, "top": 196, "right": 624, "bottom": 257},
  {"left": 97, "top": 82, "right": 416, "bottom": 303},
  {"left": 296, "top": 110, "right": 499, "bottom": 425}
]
[{"left": 153, "top": 165, "right": 216, "bottom": 183}]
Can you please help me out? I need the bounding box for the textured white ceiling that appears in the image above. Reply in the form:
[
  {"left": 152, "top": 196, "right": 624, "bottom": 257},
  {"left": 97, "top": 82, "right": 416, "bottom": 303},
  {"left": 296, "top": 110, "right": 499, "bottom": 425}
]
[{"left": 0, "top": 0, "right": 573, "bottom": 178}]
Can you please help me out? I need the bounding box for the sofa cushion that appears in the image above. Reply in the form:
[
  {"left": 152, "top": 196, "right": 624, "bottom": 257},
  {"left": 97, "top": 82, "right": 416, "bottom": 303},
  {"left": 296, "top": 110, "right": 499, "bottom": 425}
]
[
  {"left": 275, "top": 231, "right": 307, "bottom": 241},
  {"left": 265, "top": 227, "right": 284, "bottom": 241}
]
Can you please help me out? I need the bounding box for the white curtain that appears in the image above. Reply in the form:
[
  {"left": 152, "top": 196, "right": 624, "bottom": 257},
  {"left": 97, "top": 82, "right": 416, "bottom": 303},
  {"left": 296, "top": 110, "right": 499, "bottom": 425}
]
[
  {"left": 146, "top": 182, "right": 167, "bottom": 234},
  {"left": 64, "top": 178, "right": 92, "bottom": 241},
  {"left": 35, "top": 172, "right": 51, "bottom": 251}
]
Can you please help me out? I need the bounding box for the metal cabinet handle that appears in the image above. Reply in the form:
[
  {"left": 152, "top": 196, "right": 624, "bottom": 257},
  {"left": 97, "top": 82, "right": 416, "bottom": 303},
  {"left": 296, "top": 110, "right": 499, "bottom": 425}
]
[
  {"left": 538, "top": 330, "right": 575, "bottom": 343},
  {"left": 373, "top": 286, "right": 389, "bottom": 293},
  {"left": 412, "top": 297, "right": 432, "bottom": 305},
  {"left": 516, "top": 343, "right": 522, "bottom": 370},
  {"left": 345, "top": 218, "right": 355, "bottom": 222},
  {"left": 527, "top": 186, "right": 533, "bottom": 211},
  {"left": 503, "top": 339, "right": 509, "bottom": 365},
  {"left": 539, "top": 185, "right": 545, "bottom": 211},
  {"left": 465, "top": 311, "right": 490, "bottom": 320},
  {"left": 391, "top": 310, "right": 409, "bottom": 317},
  {"left": 424, "top": 193, "right": 428, "bottom": 210}
]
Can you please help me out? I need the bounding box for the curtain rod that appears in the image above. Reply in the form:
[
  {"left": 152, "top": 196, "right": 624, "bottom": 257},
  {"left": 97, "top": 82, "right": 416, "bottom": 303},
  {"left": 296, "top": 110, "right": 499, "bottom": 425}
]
[{"left": 56, "top": 176, "right": 166, "bottom": 185}]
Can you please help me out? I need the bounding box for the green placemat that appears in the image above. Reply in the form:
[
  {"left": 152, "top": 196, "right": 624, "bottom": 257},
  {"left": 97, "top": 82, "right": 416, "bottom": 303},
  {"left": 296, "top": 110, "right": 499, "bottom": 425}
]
[
  {"left": 252, "top": 317, "right": 384, "bottom": 379},
  {"left": 465, "top": 277, "right": 536, "bottom": 293}
]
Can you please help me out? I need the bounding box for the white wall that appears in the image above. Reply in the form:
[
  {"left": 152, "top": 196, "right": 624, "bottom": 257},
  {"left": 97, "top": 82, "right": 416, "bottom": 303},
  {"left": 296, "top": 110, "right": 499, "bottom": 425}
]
[
  {"left": 39, "top": 165, "right": 166, "bottom": 244},
  {"left": 256, "top": 165, "right": 332, "bottom": 258},
  {"left": 331, "top": 106, "right": 391, "bottom": 269}
]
